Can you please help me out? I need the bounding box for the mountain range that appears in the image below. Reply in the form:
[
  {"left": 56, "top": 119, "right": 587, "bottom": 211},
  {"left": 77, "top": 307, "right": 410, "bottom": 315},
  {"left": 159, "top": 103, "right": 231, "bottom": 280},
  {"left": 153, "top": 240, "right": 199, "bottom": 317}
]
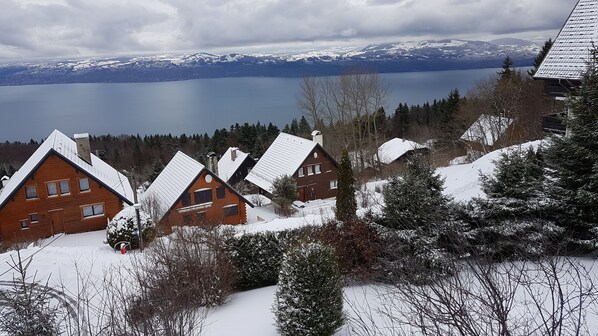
[{"left": 0, "top": 39, "right": 539, "bottom": 86}]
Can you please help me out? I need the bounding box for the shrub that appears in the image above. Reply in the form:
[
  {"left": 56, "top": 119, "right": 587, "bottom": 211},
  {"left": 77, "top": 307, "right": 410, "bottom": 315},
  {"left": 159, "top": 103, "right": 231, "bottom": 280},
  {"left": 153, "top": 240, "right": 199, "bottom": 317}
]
[
  {"left": 271, "top": 175, "right": 298, "bottom": 217},
  {"left": 107, "top": 206, "right": 156, "bottom": 250},
  {"left": 274, "top": 241, "right": 344, "bottom": 336}
]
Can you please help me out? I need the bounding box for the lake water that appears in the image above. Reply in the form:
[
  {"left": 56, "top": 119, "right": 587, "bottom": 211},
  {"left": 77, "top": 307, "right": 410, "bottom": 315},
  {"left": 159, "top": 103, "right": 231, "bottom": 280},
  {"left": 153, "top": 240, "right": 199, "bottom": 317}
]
[{"left": 0, "top": 68, "right": 504, "bottom": 142}]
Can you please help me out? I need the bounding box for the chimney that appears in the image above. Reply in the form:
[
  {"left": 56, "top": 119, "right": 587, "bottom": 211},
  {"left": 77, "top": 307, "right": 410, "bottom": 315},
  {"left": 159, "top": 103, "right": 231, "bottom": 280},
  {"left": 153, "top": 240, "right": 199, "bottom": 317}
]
[
  {"left": 311, "top": 130, "right": 323, "bottom": 147},
  {"left": 207, "top": 152, "right": 218, "bottom": 175},
  {"left": 1, "top": 175, "right": 9, "bottom": 188},
  {"left": 74, "top": 133, "right": 92, "bottom": 164},
  {"left": 231, "top": 148, "right": 237, "bottom": 161}
]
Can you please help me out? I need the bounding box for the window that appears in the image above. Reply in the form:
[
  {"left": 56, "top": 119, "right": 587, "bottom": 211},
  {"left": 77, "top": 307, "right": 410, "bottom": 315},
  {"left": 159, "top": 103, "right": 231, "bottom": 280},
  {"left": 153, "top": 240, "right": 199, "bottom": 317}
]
[
  {"left": 196, "top": 212, "right": 207, "bottom": 224},
  {"left": 20, "top": 219, "right": 29, "bottom": 229},
  {"left": 25, "top": 185, "right": 37, "bottom": 199},
  {"left": 297, "top": 167, "right": 304, "bottom": 177},
  {"left": 223, "top": 204, "right": 238, "bottom": 217},
  {"left": 315, "top": 164, "right": 321, "bottom": 174},
  {"left": 29, "top": 213, "right": 38, "bottom": 223},
  {"left": 79, "top": 178, "right": 90, "bottom": 192},
  {"left": 82, "top": 204, "right": 104, "bottom": 218},
  {"left": 47, "top": 182, "right": 58, "bottom": 196},
  {"left": 307, "top": 165, "right": 314, "bottom": 175},
  {"left": 216, "top": 186, "right": 226, "bottom": 199},
  {"left": 330, "top": 180, "right": 338, "bottom": 189},
  {"left": 59, "top": 180, "right": 70, "bottom": 195},
  {"left": 181, "top": 192, "right": 192, "bottom": 207},
  {"left": 183, "top": 214, "right": 193, "bottom": 226},
  {"left": 194, "top": 189, "right": 212, "bottom": 204}
]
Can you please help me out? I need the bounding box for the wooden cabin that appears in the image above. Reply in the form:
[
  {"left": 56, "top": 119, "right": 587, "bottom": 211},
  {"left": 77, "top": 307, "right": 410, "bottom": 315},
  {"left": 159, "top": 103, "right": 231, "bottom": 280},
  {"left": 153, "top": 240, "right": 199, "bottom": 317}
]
[
  {"left": 245, "top": 131, "right": 339, "bottom": 202},
  {"left": 0, "top": 130, "right": 133, "bottom": 244},
  {"left": 217, "top": 147, "right": 257, "bottom": 186},
  {"left": 141, "top": 151, "right": 253, "bottom": 229},
  {"left": 459, "top": 114, "right": 528, "bottom": 155}
]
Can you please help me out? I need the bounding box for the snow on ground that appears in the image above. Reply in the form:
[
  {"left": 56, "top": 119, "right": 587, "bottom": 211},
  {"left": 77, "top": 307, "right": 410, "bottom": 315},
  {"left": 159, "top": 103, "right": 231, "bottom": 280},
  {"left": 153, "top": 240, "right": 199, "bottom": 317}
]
[{"left": 0, "top": 139, "right": 570, "bottom": 335}]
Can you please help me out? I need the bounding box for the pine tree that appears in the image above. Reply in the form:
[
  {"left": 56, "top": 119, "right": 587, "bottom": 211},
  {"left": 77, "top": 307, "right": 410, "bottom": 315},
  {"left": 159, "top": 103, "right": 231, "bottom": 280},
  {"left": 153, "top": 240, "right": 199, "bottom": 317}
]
[
  {"left": 272, "top": 175, "right": 298, "bottom": 217},
  {"left": 529, "top": 39, "right": 553, "bottom": 77},
  {"left": 336, "top": 149, "right": 357, "bottom": 222},
  {"left": 273, "top": 241, "right": 344, "bottom": 336},
  {"left": 544, "top": 49, "right": 598, "bottom": 251},
  {"left": 498, "top": 55, "right": 514, "bottom": 80},
  {"left": 148, "top": 159, "right": 165, "bottom": 183},
  {"left": 382, "top": 155, "right": 451, "bottom": 230}
]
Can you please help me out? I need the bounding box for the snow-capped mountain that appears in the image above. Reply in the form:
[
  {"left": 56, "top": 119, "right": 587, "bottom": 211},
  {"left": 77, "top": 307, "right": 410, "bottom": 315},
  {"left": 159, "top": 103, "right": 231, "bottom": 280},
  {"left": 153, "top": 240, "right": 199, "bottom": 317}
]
[{"left": 0, "top": 39, "right": 539, "bottom": 85}]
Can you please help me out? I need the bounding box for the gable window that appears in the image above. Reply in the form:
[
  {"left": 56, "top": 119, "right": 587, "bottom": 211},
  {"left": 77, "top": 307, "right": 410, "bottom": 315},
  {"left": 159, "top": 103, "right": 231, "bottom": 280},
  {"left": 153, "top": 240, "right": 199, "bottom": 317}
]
[
  {"left": 181, "top": 192, "right": 192, "bottom": 207},
  {"left": 223, "top": 204, "right": 238, "bottom": 217},
  {"left": 59, "top": 180, "right": 70, "bottom": 195},
  {"left": 82, "top": 204, "right": 104, "bottom": 218},
  {"left": 25, "top": 185, "right": 37, "bottom": 199},
  {"left": 330, "top": 180, "right": 338, "bottom": 189},
  {"left": 307, "top": 165, "right": 314, "bottom": 176},
  {"left": 216, "top": 186, "right": 226, "bottom": 199},
  {"left": 20, "top": 219, "right": 29, "bottom": 230},
  {"left": 194, "top": 189, "right": 212, "bottom": 204},
  {"left": 315, "top": 164, "right": 321, "bottom": 174},
  {"left": 79, "top": 178, "right": 90, "bottom": 192},
  {"left": 29, "top": 213, "right": 38, "bottom": 223},
  {"left": 47, "top": 182, "right": 58, "bottom": 197},
  {"left": 297, "top": 167, "right": 304, "bottom": 177}
]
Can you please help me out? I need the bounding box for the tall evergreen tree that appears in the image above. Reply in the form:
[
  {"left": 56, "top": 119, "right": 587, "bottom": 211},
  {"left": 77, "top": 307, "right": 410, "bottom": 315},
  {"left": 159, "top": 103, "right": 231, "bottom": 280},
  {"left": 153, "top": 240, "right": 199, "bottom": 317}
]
[
  {"left": 498, "top": 55, "right": 514, "bottom": 80},
  {"left": 528, "top": 39, "right": 553, "bottom": 77},
  {"left": 335, "top": 149, "right": 357, "bottom": 222},
  {"left": 545, "top": 50, "right": 598, "bottom": 251},
  {"left": 274, "top": 241, "right": 344, "bottom": 336}
]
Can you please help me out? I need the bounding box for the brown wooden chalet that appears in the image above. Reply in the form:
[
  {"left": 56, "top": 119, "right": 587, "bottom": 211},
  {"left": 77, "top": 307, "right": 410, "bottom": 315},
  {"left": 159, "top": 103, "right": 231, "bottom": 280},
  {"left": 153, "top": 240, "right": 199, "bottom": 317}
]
[
  {"left": 217, "top": 147, "right": 257, "bottom": 186},
  {"left": 534, "top": 0, "right": 597, "bottom": 134},
  {"left": 459, "top": 114, "right": 528, "bottom": 154},
  {"left": 141, "top": 151, "right": 253, "bottom": 228},
  {"left": 0, "top": 130, "right": 133, "bottom": 244},
  {"left": 245, "top": 131, "right": 339, "bottom": 202}
]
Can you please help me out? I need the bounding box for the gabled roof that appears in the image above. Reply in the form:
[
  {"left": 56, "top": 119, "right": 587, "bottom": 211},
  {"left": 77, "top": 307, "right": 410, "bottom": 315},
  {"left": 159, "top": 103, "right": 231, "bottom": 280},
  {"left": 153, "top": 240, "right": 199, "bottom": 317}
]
[
  {"left": 217, "top": 147, "right": 253, "bottom": 182},
  {"left": 378, "top": 138, "right": 428, "bottom": 164},
  {"left": 535, "top": 0, "right": 598, "bottom": 81},
  {"left": 142, "top": 151, "right": 253, "bottom": 219},
  {"left": 245, "top": 132, "right": 320, "bottom": 192},
  {"left": 460, "top": 114, "right": 513, "bottom": 147},
  {"left": 0, "top": 129, "right": 133, "bottom": 208}
]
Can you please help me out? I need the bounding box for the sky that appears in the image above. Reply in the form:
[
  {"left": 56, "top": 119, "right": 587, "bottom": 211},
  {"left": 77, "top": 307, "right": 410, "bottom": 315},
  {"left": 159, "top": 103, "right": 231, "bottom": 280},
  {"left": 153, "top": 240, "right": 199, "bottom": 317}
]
[{"left": 0, "top": 0, "right": 579, "bottom": 60}]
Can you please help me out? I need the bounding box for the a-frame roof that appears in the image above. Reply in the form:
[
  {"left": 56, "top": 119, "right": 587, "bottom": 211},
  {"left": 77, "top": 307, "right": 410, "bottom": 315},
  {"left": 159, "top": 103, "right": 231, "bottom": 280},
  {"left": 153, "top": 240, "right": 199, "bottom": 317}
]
[
  {"left": 378, "top": 138, "right": 428, "bottom": 164},
  {"left": 0, "top": 129, "right": 133, "bottom": 208},
  {"left": 142, "top": 151, "right": 253, "bottom": 220},
  {"left": 217, "top": 147, "right": 253, "bottom": 183},
  {"left": 245, "top": 132, "right": 327, "bottom": 193},
  {"left": 460, "top": 114, "right": 513, "bottom": 147},
  {"left": 535, "top": 0, "right": 598, "bottom": 81}
]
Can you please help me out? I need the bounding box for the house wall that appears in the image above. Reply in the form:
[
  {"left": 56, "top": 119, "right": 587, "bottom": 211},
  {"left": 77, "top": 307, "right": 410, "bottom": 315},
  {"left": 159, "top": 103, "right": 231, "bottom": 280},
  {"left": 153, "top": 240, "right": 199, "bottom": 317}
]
[
  {"left": 228, "top": 157, "right": 256, "bottom": 186},
  {"left": 161, "top": 170, "right": 247, "bottom": 229},
  {"left": 0, "top": 154, "right": 125, "bottom": 244},
  {"left": 293, "top": 146, "right": 338, "bottom": 202}
]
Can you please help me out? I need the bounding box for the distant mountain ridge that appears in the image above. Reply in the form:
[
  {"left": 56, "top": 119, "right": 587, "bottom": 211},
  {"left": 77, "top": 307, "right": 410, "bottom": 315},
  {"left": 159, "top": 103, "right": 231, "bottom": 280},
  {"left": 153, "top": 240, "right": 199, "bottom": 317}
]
[{"left": 0, "top": 39, "right": 539, "bottom": 86}]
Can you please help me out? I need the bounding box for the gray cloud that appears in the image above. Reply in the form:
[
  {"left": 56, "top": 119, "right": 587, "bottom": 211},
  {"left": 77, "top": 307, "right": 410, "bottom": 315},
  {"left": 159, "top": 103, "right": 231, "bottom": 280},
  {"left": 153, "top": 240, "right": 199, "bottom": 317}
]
[{"left": 0, "top": 0, "right": 578, "bottom": 60}]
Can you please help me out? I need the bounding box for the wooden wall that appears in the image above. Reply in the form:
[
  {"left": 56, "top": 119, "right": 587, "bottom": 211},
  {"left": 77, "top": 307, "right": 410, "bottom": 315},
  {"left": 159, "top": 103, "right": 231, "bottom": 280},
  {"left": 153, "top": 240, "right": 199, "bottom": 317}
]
[
  {"left": 0, "top": 154, "right": 126, "bottom": 244},
  {"left": 161, "top": 170, "right": 248, "bottom": 228},
  {"left": 294, "top": 146, "right": 338, "bottom": 202}
]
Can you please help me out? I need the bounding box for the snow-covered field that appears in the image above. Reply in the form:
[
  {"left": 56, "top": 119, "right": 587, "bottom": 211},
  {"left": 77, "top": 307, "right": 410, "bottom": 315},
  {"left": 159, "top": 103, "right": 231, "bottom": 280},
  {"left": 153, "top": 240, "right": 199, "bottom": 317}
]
[{"left": 1, "top": 140, "right": 595, "bottom": 335}]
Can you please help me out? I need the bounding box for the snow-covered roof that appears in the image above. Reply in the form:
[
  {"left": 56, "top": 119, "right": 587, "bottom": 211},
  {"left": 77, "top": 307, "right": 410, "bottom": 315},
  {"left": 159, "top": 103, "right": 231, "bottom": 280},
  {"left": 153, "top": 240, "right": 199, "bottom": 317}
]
[
  {"left": 378, "top": 138, "right": 428, "bottom": 164},
  {"left": 245, "top": 132, "right": 318, "bottom": 192},
  {"left": 142, "top": 151, "right": 206, "bottom": 215},
  {"left": 460, "top": 114, "right": 514, "bottom": 147},
  {"left": 535, "top": 0, "right": 598, "bottom": 80},
  {"left": 143, "top": 151, "right": 253, "bottom": 217},
  {"left": 0, "top": 129, "right": 133, "bottom": 208},
  {"left": 217, "top": 147, "right": 250, "bottom": 182}
]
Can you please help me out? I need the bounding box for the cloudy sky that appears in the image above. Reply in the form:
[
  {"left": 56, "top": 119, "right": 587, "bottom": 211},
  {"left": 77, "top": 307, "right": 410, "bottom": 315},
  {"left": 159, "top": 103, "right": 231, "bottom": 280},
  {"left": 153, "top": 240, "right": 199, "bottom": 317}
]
[{"left": 0, "top": 0, "right": 578, "bottom": 60}]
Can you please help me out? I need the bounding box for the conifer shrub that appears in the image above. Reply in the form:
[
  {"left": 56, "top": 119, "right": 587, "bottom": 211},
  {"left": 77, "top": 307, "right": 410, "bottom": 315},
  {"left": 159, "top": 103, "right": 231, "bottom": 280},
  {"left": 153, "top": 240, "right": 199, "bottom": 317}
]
[
  {"left": 335, "top": 149, "right": 357, "bottom": 222},
  {"left": 271, "top": 175, "right": 298, "bottom": 217},
  {"left": 273, "top": 241, "right": 344, "bottom": 336},
  {"left": 107, "top": 206, "right": 156, "bottom": 250}
]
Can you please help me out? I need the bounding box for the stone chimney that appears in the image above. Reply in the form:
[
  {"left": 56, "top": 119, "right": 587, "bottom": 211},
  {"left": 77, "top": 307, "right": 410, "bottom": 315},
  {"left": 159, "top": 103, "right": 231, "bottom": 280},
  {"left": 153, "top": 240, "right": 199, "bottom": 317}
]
[
  {"left": 74, "top": 133, "right": 92, "bottom": 164},
  {"left": 231, "top": 148, "right": 238, "bottom": 161},
  {"left": 311, "top": 130, "right": 323, "bottom": 147},
  {"left": 207, "top": 152, "right": 218, "bottom": 175}
]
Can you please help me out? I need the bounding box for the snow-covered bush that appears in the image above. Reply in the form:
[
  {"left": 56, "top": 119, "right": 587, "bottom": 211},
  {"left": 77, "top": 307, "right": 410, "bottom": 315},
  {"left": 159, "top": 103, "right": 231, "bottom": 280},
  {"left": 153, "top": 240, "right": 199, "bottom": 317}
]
[
  {"left": 107, "top": 206, "right": 156, "bottom": 250},
  {"left": 273, "top": 241, "right": 344, "bottom": 336},
  {"left": 271, "top": 175, "right": 298, "bottom": 217}
]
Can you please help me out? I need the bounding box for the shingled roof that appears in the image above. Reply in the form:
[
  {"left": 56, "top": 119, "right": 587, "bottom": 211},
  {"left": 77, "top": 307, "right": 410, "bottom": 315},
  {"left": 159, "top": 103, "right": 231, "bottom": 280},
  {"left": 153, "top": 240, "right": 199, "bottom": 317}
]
[
  {"left": 535, "top": 0, "right": 598, "bottom": 81},
  {"left": 0, "top": 129, "right": 133, "bottom": 208}
]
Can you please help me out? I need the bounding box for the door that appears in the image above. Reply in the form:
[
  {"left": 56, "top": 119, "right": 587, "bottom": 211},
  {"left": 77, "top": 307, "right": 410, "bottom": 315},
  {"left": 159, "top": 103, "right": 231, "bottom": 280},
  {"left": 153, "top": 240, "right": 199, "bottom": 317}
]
[
  {"left": 49, "top": 209, "right": 64, "bottom": 235},
  {"left": 298, "top": 186, "right": 306, "bottom": 202}
]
